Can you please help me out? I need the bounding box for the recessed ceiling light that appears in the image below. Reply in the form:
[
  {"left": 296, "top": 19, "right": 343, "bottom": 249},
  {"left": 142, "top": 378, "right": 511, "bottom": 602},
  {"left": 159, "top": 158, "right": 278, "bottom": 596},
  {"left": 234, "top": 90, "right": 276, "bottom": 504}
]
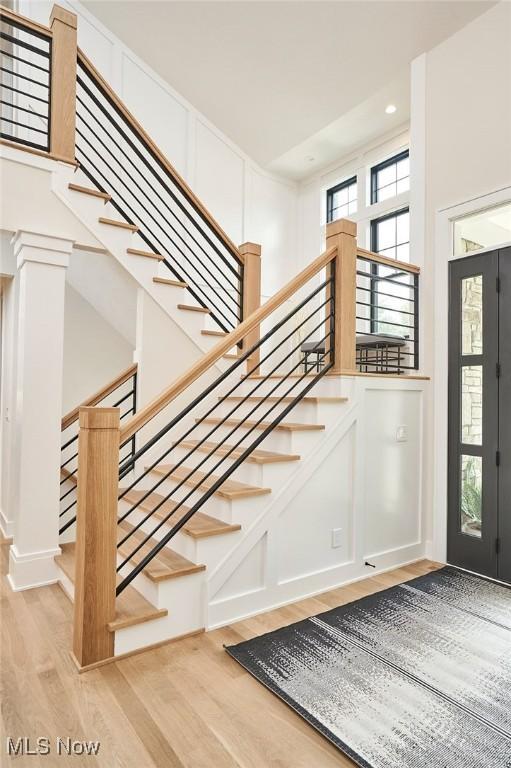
[{"left": 385, "top": 104, "right": 397, "bottom": 115}]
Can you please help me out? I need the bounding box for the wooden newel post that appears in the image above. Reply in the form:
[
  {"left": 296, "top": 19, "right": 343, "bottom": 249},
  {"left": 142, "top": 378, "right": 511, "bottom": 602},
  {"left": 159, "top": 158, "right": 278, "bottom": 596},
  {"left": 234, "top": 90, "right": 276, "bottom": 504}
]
[
  {"left": 325, "top": 219, "right": 357, "bottom": 373},
  {"left": 49, "top": 5, "right": 77, "bottom": 163},
  {"left": 73, "top": 407, "right": 120, "bottom": 669},
  {"left": 239, "top": 242, "right": 262, "bottom": 374}
]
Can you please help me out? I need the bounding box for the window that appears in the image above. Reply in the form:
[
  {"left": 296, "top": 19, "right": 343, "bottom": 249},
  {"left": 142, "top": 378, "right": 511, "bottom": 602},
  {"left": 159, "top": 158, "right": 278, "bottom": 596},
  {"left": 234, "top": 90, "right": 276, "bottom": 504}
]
[
  {"left": 326, "top": 176, "right": 357, "bottom": 223},
  {"left": 371, "top": 207, "right": 410, "bottom": 262},
  {"left": 371, "top": 150, "right": 409, "bottom": 204}
]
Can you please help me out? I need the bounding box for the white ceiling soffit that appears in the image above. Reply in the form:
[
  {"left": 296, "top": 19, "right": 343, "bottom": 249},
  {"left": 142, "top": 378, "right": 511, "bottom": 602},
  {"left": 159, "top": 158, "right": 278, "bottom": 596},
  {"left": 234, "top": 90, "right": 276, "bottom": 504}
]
[{"left": 83, "top": 1, "right": 495, "bottom": 179}]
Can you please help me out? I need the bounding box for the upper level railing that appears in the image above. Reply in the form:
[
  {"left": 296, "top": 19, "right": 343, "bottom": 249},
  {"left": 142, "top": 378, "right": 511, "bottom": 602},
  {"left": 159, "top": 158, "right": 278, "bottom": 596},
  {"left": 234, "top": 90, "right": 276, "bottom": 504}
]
[
  {"left": 0, "top": 8, "right": 52, "bottom": 151},
  {"left": 75, "top": 50, "right": 244, "bottom": 333},
  {"left": 355, "top": 248, "right": 419, "bottom": 374},
  {"left": 0, "top": 5, "right": 77, "bottom": 163}
]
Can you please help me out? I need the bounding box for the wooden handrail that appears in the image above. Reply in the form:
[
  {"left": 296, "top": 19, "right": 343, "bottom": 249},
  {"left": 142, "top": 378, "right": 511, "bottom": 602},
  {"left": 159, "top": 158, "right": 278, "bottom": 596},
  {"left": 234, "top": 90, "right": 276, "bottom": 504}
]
[
  {"left": 119, "top": 245, "right": 337, "bottom": 443},
  {"left": 77, "top": 48, "right": 243, "bottom": 265},
  {"left": 357, "top": 247, "right": 420, "bottom": 275},
  {"left": 61, "top": 363, "right": 137, "bottom": 431},
  {"left": 0, "top": 5, "right": 52, "bottom": 37}
]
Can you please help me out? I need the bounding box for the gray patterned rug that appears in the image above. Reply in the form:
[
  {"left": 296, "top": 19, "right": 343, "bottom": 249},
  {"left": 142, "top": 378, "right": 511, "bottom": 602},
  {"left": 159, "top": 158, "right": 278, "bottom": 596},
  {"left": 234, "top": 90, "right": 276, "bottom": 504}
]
[{"left": 226, "top": 567, "right": 511, "bottom": 768}]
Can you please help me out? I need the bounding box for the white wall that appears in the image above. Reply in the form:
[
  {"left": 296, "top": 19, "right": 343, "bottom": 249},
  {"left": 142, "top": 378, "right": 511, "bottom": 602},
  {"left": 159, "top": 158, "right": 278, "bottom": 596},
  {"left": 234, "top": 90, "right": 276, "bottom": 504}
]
[
  {"left": 296, "top": 126, "right": 411, "bottom": 269},
  {"left": 18, "top": 0, "right": 299, "bottom": 299},
  {"left": 416, "top": 1, "right": 511, "bottom": 561},
  {"left": 62, "top": 283, "right": 134, "bottom": 414},
  {"left": 208, "top": 376, "right": 427, "bottom": 627}
]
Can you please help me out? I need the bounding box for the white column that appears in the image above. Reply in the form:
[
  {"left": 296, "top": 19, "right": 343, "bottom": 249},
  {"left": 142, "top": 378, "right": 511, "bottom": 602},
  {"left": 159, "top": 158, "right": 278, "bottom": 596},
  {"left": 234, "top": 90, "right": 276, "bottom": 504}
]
[
  {"left": 0, "top": 272, "right": 18, "bottom": 539},
  {"left": 8, "top": 231, "right": 73, "bottom": 591}
]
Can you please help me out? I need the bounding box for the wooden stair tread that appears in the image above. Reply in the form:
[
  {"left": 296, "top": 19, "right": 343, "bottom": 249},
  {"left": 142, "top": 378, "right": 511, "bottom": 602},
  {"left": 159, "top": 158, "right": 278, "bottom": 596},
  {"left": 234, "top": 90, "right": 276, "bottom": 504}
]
[
  {"left": 98, "top": 216, "right": 138, "bottom": 232},
  {"left": 60, "top": 467, "right": 77, "bottom": 485},
  {"left": 201, "top": 329, "right": 227, "bottom": 337},
  {"left": 198, "top": 417, "right": 325, "bottom": 432},
  {"left": 153, "top": 276, "right": 188, "bottom": 288},
  {"left": 223, "top": 395, "right": 348, "bottom": 404},
  {"left": 73, "top": 243, "right": 108, "bottom": 254},
  {"left": 178, "top": 303, "right": 211, "bottom": 314},
  {"left": 55, "top": 543, "right": 167, "bottom": 632},
  {"left": 128, "top": 247, "right": 163, "bottom": 261},
  {"left": 180, "top": 440, "right": 300, "bottom": 464},
  {"left": 68, "top": 183, "right": 110, "bottom": 201},
  {"left": 150, "top": 464, "right": 271, "bottom": 500},
  {"left": 122, "top": 490, "right": 240, "bottom": 539},
  {"left": 117, "top": 521, "right": 205, "bottom": 582}
]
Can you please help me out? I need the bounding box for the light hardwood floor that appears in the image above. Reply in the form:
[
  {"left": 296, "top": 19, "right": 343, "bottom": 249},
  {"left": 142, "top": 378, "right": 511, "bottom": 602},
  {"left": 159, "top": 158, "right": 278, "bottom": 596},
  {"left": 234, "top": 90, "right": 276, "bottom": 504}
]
[{"left": 1, "top": 545, "right": 440, "bottom": 768}]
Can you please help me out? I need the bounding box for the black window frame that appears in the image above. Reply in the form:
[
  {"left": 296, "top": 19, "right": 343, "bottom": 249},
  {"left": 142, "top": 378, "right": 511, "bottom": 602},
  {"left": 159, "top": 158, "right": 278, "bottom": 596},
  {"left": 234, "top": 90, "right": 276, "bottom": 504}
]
[
  {"left": 370, "top": 149, "right": 409, "bottom": 204},
  {"left": 370, "top": 206, "right": 410, "bottom": 256},
  {"left": 369, "top": 206, "right": 410, "bottom": 334},
  {"left": 326, "top": 175, "right": 357, "bottom": 223}
]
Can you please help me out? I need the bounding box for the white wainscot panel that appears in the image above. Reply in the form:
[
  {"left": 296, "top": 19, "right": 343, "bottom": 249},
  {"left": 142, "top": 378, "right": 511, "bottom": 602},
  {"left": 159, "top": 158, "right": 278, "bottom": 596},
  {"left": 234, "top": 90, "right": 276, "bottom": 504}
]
[
  {"left": 194, "top": 121, "right": 244, "bottom": 245},
  {"left": 276, "top": 426, "right": 355, "bottom": 584},
  {"left": 120, "top": 54, "right": 188, "bottom": 176},
  {"left": 364, "top": 388, "right": 422, "bottom": 557},
  {"left": 212, "top": 533, "right": 267, "bottom": 603}
]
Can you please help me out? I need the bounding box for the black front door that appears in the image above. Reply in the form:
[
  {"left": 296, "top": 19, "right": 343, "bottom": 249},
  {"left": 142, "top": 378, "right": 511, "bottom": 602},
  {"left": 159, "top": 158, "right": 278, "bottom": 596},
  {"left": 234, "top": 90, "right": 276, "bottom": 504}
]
[{"left": 448, "top": 247, "right": 511, "bottom": 583}]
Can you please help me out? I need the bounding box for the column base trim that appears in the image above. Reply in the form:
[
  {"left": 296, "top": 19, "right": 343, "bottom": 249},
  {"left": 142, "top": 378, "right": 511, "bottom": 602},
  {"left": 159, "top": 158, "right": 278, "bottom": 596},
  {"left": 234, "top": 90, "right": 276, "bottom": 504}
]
[{"left": 8, "top": 543, "right": 62, "bottom": 591}]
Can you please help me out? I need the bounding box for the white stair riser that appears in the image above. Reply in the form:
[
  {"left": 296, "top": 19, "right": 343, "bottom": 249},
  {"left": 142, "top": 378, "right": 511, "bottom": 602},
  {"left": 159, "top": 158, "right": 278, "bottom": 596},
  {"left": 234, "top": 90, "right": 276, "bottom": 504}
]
[
  {"left": 211, "top": 398, "right": 344, "bottom": 423},
  {"left": 145, "top": 472, "right": 268, "bottom": 527},
  {"left": 114, "top": 572, "right": 205, "bottom": 656},
  {"left": 170, "top": 443, "right": 299, "bottom": 488},
  {"left": 119, "top": 501, "right": 242, "bottom": 570},
  {"left": 224, "top": 375, "right": 347, "bottom": 399},
  {"left": 190, "top": 420, "right": 321, "bottom": 455}
]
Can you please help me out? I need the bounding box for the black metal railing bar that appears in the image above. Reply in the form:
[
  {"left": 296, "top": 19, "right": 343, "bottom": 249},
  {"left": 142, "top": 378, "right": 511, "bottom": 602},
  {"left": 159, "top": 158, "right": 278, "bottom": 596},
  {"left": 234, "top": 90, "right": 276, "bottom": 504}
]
[
  {"left": 112, "top": 276, "right": 333, "bottom": 593},
  {"left": 0, "top": 15, "right": 51, "bottom": 152},
  {"left": 75, "top": 56, "right": 243, "bottom": 333}
]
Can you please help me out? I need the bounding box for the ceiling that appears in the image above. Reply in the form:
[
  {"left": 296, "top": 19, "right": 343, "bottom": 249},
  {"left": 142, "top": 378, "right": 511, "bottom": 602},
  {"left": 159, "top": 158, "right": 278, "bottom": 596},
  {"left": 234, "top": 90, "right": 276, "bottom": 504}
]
[{"left": 84, "top": 1, "right": 494, "bottom": 180}]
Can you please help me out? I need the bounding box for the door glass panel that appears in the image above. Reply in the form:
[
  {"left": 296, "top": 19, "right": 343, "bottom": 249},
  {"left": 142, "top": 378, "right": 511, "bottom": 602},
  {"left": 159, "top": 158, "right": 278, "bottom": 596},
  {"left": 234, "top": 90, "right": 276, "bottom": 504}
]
[
  {"left": 461, "top": 455, "right": 482, "bottom": 538},
  {"left": 461, "top": 366, "right": 483, "bottom": 445},
  {"left": 461, "top": 275, "right": 483, "bottom": 355}
]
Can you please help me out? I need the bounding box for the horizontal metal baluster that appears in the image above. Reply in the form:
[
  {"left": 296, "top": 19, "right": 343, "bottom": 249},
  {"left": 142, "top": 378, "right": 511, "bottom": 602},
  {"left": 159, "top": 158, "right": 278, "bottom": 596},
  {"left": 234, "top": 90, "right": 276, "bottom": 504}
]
[
  {"left": 0, "top": 65, "right": 49, "bottom": 88},
  {"left": 0, "top": 132, "right": 48, "bottom": 151},
  {"left": 355, "top": 284, "right": 415, "bottom": 303},
  {"left": 0, "top": 46, "right": 50, "bottom": 72},
  {"left": 0, "top": 80, "right": 49, "bottom": 104},
  {"left": 0, "top": 99, "right": 48, "bottom": 120},
  {"left": 0, "top": 30, "right": 50, "bottom": 57},
  {"left": 356, "top": 299, "right": 416, "bottom": 317},
  {"left": 0, "top": 114, "right": 48, "bottom": 134}
]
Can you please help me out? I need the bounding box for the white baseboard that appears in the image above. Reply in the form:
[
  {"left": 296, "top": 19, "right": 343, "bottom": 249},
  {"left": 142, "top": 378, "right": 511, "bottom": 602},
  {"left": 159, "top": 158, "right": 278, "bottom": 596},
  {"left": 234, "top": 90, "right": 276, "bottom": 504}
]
[
  {"left": 7, "top": 544, "right": 61, "bottom": 591},
  {"left": 208, "top": 545, "right": 427, "bottom": 630},
  {"left": 0, "top": 507, "right": 14, "bottom": 539}
]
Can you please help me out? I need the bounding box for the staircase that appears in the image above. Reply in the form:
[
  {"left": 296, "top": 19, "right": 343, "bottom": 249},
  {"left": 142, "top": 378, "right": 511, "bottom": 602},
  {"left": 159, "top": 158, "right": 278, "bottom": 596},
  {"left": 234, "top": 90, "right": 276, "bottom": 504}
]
[{"left": 1, "top": 4, "right": 421, "bottom": 670}]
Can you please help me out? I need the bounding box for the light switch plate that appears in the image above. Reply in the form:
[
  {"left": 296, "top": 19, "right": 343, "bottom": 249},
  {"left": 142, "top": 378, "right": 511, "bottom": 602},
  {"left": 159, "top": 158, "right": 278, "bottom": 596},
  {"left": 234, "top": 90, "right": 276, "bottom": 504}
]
[
  {"left": 396, "top": 425, "right": 408, "bottom": 442},
  {"left": 331, "top": 528, "right": 343, "bottom": 548}
]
